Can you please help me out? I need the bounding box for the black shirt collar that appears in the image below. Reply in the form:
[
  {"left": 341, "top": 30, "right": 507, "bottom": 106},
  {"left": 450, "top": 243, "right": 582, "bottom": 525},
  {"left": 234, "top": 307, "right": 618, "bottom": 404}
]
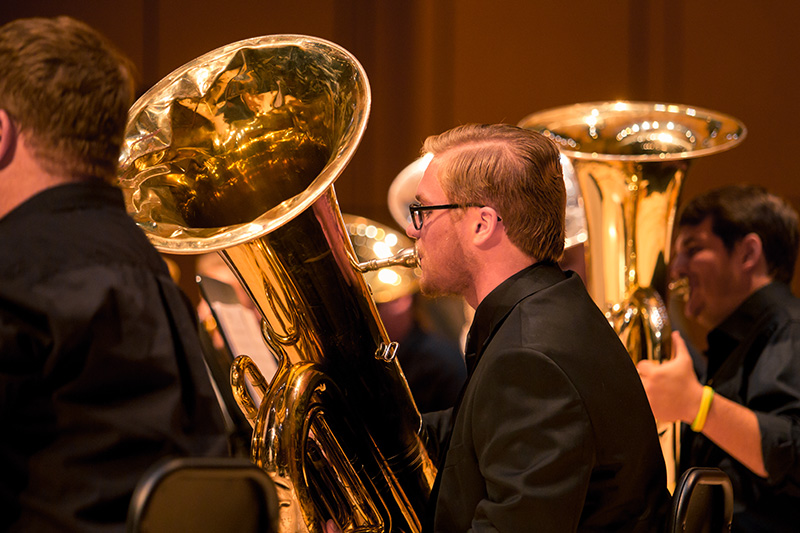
[
  {"left": 464, "top": 261, "right": 565, "bottom": 373},
  {"left": 706, "top": 282, "right": 791, "bottom": 379},
  {"left": 0, "top": 181, "right": 125, "bottom": 225},
  {"left": 709, "top": 282, "right": 790, "bottom": 346}
]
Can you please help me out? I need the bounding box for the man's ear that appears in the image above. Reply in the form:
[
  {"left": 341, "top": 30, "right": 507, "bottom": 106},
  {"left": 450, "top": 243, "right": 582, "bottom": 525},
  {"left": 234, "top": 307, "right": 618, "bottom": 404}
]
[
  {"left": 0, "top": 110, "right": 17, "bottom": 168},
  {"left": 472, "top": 206, "right": 502, "bottom": 247},
  {"left": 738, "top": 232, "right": 765, "bottom": 273}
]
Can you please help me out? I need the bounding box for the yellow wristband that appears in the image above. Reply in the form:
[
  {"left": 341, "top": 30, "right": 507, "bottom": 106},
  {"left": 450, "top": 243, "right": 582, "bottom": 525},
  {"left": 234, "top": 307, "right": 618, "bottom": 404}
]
[{"left": 691, "top": 386, "right": 715, "bottom": 432}]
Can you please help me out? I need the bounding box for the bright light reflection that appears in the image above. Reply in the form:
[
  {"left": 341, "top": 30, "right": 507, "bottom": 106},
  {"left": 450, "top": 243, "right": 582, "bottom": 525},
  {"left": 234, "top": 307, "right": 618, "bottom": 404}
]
[
  {"left": 385, "top": 233, "right": 398, "bottom": 246},
  {"left": 372, "top": 241, "right": 392, "bottom": 259},
  {"left": 377, "top": 269, "right": 401, "bottom": 285},
  {"left": 365, "top": 225, "right": 378, "bottom": 239},
  {"left": 195, "top": 67, "right": 211, "bottom": 91}
]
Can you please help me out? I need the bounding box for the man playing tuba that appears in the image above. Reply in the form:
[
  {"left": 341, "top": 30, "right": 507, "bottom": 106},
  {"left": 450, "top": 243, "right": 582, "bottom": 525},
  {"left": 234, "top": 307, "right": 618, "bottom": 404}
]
[{"left": 406, "top": 123, "right": 670, "bottom": 532}]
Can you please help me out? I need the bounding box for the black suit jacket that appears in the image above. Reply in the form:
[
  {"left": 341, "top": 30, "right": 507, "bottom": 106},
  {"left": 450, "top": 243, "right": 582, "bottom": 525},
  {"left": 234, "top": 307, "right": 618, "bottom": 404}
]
[
  {"left": 0, "top": 183, "right": 229, "bottom": 532},
  {"left": 425, "top": 263, "right": 669, "bottom": 532}
]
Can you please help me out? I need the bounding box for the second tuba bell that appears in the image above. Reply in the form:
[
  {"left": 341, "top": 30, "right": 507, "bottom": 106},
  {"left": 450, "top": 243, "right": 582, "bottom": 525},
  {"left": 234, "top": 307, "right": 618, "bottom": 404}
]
[{"left": 519, "top": 100, "right": 747, "bottom": 490}]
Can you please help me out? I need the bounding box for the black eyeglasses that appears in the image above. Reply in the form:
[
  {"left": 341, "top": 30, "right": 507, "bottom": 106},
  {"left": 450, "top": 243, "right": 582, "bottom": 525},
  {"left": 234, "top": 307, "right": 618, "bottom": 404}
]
[{"left": 408, "top": 201, "right": 484, "bottom": 230}]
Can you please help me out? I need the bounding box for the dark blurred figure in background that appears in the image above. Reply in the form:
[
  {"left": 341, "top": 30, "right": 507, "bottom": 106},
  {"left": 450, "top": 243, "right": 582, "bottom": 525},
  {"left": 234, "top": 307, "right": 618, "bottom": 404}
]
[
  {"left": 638, "top": 184, "right": 800, "bottom": 533},
  {"left": 0, "top": 17, "right": 228, "bottom": 532},
  {"left": 345, "top": 214, "right": 466, "bottom": 413},
  {"left": 377, "top": 293, "right": 466, "bottom": 412}
]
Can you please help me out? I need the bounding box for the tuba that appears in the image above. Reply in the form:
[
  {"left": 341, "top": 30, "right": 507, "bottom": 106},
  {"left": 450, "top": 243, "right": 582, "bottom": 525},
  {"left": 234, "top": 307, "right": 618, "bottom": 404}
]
[
  {"left": 116, "top": 35, "right": 434, "bottom": 533},
  {"left": 519, "top": 101, "right": 746, "bottom": 489}
]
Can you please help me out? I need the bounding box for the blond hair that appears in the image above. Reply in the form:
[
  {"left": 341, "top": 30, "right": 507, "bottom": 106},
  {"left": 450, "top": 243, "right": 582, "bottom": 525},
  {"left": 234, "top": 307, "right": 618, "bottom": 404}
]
[{"left": 423, "top": 123, "right": 565, "bottom": 262}]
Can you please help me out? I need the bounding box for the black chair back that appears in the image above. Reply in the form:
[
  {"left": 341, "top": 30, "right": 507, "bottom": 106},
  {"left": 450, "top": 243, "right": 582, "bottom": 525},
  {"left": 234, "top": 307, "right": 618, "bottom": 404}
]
[
  {"left": 668, "top": 467, "right": 733, "bottom": 533},
  {"left": 127, "top": 457, "right": 279, "bottom": 533}
]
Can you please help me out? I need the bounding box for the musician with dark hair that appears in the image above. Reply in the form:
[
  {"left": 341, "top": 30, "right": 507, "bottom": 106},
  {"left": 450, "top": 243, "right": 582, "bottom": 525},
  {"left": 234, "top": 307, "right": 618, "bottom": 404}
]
[
  {"left": 0, "top": 17, "right": 228, "bottom": 532},
  {"left": 638, "top": 184, "right": 800, "bottom": 532},
  {"left": 405, "top": 123, "right": 670, "bottom": 532}
]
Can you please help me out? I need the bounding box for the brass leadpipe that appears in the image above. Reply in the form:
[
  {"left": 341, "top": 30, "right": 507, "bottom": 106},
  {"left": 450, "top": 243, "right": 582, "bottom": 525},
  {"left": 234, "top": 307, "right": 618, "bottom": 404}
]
[{"left": 357, "top": 248, "right": 418, "bottom": 273}]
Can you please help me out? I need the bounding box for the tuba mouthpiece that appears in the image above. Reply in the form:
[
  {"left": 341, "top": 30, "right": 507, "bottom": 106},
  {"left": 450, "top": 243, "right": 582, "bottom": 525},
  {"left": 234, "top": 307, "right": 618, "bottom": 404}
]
[{"left": 357, "top": 248, "right": 418, "bottom": 272}]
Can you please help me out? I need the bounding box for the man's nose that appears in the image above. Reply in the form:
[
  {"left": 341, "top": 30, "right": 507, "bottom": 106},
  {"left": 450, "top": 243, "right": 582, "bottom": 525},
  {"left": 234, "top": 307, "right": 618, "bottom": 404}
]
[{"left": 406, "top": 221, "right": 419, "bottom": 239}]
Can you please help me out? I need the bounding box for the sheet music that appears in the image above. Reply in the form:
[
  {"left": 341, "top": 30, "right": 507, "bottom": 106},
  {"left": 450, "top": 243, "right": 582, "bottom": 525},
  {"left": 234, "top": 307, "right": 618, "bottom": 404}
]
[{"left": 212, "top": 301, "right": 278, "bottom": 383}]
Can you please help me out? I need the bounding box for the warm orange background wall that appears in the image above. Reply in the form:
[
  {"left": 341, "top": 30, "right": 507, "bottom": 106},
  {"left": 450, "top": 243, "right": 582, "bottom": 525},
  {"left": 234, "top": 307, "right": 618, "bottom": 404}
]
[{"left": 5, "top": 1, "right": 800, "bottom": 298}]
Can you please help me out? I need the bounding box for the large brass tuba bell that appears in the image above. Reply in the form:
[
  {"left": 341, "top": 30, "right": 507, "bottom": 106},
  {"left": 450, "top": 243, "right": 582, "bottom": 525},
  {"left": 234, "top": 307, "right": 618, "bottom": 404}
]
[
  {"left": 116, "top": 35, "right": 434, "bottom": 533},
  {"left": 519, "top": 101, "right": 746, "bottom": 489}
]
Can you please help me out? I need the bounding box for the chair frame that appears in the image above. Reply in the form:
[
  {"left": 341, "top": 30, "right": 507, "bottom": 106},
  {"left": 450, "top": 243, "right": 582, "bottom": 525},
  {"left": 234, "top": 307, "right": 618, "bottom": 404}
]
[
  {"left": 127, "top": 456, "right": 279, "bottom": 533},
  {"left": 669, "top": 466, "right": 733, "bottom": 533}
]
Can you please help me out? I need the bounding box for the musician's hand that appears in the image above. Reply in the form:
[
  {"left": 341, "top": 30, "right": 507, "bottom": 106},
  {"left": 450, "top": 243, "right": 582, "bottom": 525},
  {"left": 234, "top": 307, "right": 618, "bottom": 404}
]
[
  {"left": 636, "top": 331, "right": 704, "bottom": 424},
  {"left": 325, "top": 519, "right": 342, "bottom": 533}
]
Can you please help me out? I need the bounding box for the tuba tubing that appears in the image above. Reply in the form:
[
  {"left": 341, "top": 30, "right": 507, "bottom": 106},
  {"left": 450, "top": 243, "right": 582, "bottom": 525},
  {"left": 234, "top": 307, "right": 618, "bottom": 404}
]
[
  {"left": 356, "top": 247, "right": 418, "bottom": 273},
  {"left": 223, "top": 189, "right": 434, "bottom": 532}
]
